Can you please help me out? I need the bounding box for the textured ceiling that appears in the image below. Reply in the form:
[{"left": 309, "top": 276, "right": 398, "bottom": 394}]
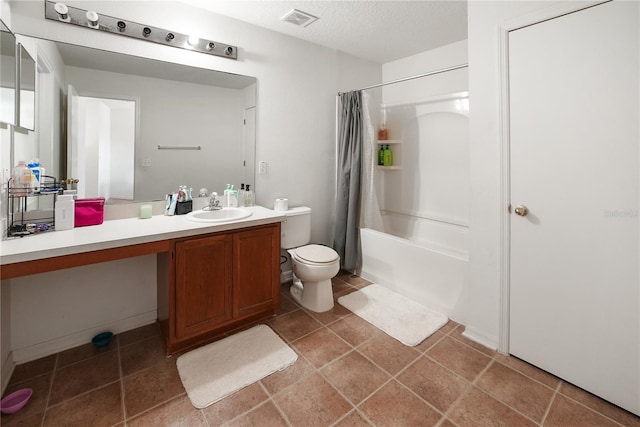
[{"left": 178, "top": 0, "right": 468, "bottom": 64}]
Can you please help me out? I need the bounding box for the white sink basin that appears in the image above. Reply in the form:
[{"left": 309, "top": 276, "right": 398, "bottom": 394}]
[{"left": 186, "top": 208, "right": 252, "bottom": 223}]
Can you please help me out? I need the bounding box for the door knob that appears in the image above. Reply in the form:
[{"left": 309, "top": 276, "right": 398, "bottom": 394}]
[{"left": 514, "top": 205, "right": 529, "bottom": 217}]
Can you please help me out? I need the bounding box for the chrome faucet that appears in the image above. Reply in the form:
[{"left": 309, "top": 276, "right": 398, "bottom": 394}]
[{"left": 204, "top": 192, "right": 221, "bottom": 210}]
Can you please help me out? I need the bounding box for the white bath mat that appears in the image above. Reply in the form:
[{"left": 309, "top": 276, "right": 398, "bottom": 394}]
[
  {"left": 176, "top": 324, "right": 297, "bottom": 409},
  {"left": 338, "top": 284, "right": 448, "bottom": 346}
]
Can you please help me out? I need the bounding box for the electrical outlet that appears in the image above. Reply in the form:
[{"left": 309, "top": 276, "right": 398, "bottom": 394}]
[
  {"left": 258, "top": 161, "right": 267, "bottom": 174},
  {"left": 141, "top": 158, "right": 152, "bottom": 167}
]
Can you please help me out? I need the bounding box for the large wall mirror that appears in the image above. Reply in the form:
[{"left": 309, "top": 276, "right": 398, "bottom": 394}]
[
  {"left": 0, "top": 20, "right": 16, "bottom": 126},
  {"left": 18, "top": 35, "right": 256, "bottom": 203}
]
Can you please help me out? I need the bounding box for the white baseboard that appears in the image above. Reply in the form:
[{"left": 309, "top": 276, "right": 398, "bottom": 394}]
[
  {"left": 1, "top": 351, "right": 15, "bottom": 395},
  {"left": 461, "top": 326, "right": 498, "bottom": 352},
  {"left": 11, "top": 310, "right": 158, "bottom": 364}
]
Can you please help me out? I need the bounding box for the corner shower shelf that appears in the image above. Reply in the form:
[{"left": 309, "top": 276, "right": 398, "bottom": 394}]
[{"left": 377, "top": 139, "right": 402, "bottom": 170}]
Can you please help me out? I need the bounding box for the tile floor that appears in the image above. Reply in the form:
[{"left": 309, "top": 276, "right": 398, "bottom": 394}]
[{"left": 2, "top": 271, "right": 640, "bottom": 426}]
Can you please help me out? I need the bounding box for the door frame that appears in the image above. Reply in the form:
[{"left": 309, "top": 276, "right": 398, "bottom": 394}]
[{"left": 496, "top": 0, "right": 610, "bottom": 354}]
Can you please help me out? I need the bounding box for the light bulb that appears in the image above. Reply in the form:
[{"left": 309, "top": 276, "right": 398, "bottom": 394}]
[
  {"left": 187, "top": 35, "right": 199, "bottom": 46},
  {"left": 54, "top": 3, "right": 69, "bottom": 21},
  {"left": 86, "top": 10, "right": 99, "bottom": 28}
]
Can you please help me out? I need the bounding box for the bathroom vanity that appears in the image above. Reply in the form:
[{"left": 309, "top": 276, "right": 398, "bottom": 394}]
[{"left": 1, "top": 206, "right": 284, "bottom": 355}]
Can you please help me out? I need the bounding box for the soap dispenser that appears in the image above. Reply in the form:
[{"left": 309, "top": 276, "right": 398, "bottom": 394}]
[{"left": 244, "top": 185, "right": 254, "bottom": 206}]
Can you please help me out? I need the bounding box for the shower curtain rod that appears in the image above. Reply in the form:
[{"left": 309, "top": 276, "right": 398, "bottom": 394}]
[{"left": 338, "top": 63, "right": 468, "bottom": 95}]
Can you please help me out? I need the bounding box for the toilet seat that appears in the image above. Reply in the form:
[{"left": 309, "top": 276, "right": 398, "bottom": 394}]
[{"left": 292, "top": 244, "right": 339, "bottom": 265}]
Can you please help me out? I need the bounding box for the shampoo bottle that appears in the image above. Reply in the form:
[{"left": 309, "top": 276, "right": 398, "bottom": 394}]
[
  {"left": 55, "top": 194, "right": 75, "bottom": 230},
  {"left": 383, "top": 145, "right": 393, "bottom": 166},
  {"left": 378, "top": 145, "right": 384, "bottom": 166}
]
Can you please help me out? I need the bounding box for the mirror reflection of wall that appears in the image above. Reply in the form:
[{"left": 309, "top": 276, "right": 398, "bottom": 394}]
[
  {"left": 0, "top": 20, "right": 16, "bottom": 126},
  {"left": 71, "top": 95, "right": 135, "bottom": 202},
  {"left": 18, "top": 44, "right": 35, "bottom": 131},
  {"left": 17, "top": 35, "right": 257, "bottom": 203}
]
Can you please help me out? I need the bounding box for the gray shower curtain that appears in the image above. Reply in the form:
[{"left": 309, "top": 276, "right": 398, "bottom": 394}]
[{"left": 333, "top": 91, "right": 362, "bottom": 271}]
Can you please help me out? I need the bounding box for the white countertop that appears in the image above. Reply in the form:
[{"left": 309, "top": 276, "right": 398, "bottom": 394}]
[{"left": 0, "top": 206, "right": 286, "bottom": 265}]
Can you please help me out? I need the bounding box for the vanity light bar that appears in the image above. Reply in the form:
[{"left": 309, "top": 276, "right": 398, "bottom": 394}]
[{"left": 44, "top": 1, "right": 238, "bottom": 60}]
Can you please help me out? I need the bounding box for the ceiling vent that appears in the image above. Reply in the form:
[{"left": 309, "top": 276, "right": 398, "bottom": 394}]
[{"left": 280, "top": 9, "right": 318, "bottom": 28}]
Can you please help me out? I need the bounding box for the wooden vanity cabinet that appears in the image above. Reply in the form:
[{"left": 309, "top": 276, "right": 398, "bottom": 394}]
[
  {"left": 174, "top": 233, "right": 233, "bottom": 341},
  {"left": 161, "top": 223, "right": 281, "bottom": 354}
]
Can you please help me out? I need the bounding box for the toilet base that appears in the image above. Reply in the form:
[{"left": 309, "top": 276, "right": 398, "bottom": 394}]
[{"left": 289, "top": 274, "right": 334, "bottom": 312}]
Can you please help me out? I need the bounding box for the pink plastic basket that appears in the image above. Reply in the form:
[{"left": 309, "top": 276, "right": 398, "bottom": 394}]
[{"left": 74, "top": 198, "right": 105, "bottom": 227}]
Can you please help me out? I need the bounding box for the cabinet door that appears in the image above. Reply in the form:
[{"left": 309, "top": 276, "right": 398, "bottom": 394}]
[
  {"left": 175, "top": 234, "right": 233, "bottom": 340},
  {"left": 233, "top": 224, "right": 280, "bottom": 318}
]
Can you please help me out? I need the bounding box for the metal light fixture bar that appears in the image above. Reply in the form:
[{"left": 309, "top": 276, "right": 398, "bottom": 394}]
[{"left": 44, "top": 1, "right": 238, "bottom": 60}]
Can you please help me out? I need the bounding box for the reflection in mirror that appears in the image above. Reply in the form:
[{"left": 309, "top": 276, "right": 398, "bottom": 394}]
[
  {"left": 0, "top": 20, "right": 16, "bottom": 126},
  {"left": 20, "top": 35, "right": 256, "bottom": 203},
  {"left": 18, "top": 43, "right": 36, "bottom": 130}
]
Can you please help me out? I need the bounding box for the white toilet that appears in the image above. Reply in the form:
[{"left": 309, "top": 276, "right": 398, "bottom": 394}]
[{"left": 281, "top": 207, "right": 340, "bottom": 312}]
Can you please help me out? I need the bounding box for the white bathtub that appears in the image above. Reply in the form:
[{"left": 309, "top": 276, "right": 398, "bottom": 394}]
[{"left": 359, "top": 213, "right": 467, "bottom": 318}]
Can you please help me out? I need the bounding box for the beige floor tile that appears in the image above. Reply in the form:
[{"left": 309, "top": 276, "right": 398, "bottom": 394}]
[
  {"left": 397, "top": 355, "right": 471, "bottom": 413},
  {"left": 273, "top": 372, "right": 351, "bottom": 427},
  {"left": 558, "top": 382, "right": 640, "bottom": 427},
  {"left": 476, "top": 361, "right": 554, "bottom": 423},
  {"left": 268, "top": 309, "right": 323, "bottom": 342},
  {"left": 545, "top": 394, "right": 621, "bottom": 427},
  {"left": 321, "top": 350, "right": 390, "bottom": 405},
  {"left": 127, "top": 395, "right": 206, "bottom": 427},
  {"left": 201, "top": 382, "right": 268, "bottom": 425},
  {"left": 427, "top": 336, "right": 491, "bottom": 382},
  {"left": 292, "top": 328, "right": 351, "bottom": 369},
  {"left": 43, "top": 382, "right": 123, "bottom": 427},
  {"left": 329, "top": 314, "right": 380, "bottom": 347},
  {"left": 225, "top": 400, "right": 289, "bottom": 427},
  {"left": 359, "top": 380, "right": 442, "bottom": 426},
  {"left": 48, "top": 352, "right": 119, "bottom": 405},
  {"left": 448, "top": 387, "right": 537, "bottom": 427},
  {"left": 357, "top": 331, "right": 421, "bottom": 375},
  {"left": 122, "top": 358, "right": 185, "bottom": 418}
]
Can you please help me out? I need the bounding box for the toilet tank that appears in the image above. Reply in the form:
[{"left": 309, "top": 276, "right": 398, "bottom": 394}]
[{"left": 281, "top": 206, "right": 311, "bottom": 249}]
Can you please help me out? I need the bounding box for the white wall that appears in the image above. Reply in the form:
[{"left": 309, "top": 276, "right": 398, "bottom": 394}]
[
  {"left": 382, "top": 40, "right": 468, "bottom": 104},
  {"left": 464, "top": 1, "right": 566, "bottom": 347},
  {"left": 10, "top": 256, "right": 157, "bottom": 362},
  {"left": 5, "top": 0, "right": 380, "bottom": 363}
]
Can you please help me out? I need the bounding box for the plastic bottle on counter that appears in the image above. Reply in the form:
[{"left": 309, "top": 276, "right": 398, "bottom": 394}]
[
  {"left": 10, "top": 161, "right": 34, "bottom": 196},
  {"left": 28, "top": 159, "right": 44, "bottom": 193},
  {"left": 238, "top": 183, "right": 246, "bottom": 207}
]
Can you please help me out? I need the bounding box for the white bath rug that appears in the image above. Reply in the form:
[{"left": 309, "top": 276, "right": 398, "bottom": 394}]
[
  {"left": 176, "top": 324, "right": 297, "bottom": 409},
  {"left": 338, "top": 284, "right": 448, "bottom": 346}
]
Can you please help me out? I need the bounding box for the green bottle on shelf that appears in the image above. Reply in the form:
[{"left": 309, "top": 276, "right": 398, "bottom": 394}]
[
  {"left": 383, "top": 145, "right": 393, "bottom": 166},
  {"left": 378, "top": 145, "right": 385, "bottom": 166}
]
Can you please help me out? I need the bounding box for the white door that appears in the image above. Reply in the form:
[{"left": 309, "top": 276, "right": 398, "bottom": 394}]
[
  {"left": 66, "top": 84, "right": 80, "bottom": 189},
  {"left": 509, "top": 1, "right": 639, "bottom": 415},
  {"left": 243, "top": 106, "right": 256, "bottom": 188}
]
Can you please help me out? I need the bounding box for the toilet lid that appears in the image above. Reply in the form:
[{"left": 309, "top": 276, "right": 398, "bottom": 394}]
[{"left": 296, "top": 244, "right": 339, "bottom": 264}]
